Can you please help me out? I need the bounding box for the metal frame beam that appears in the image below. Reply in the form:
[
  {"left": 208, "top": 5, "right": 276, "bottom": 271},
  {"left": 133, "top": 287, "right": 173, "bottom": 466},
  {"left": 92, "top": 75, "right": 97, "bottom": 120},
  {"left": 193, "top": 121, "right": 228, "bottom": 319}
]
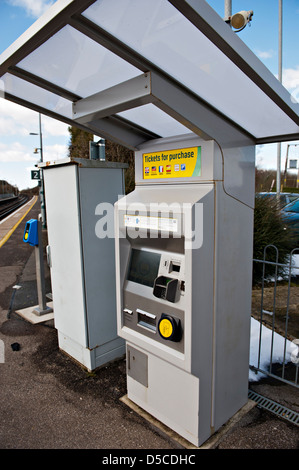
[
  {"left": 62, "top": 8, "right": 299, "bottom": 144},
  {"left": 68, "top": 14, "right": 147, "bottom": 74},
  {"left": 68, "top": 12, "right": 256, "bottom": 145},
  {"left": 0, "top": 0, "right": 96, "bottom": 76},
  {"left": 73, "top": 71, "right": 254, "bottom": 146},
  {"left": 5, "top": 91, "right": 159, "bottom": 150},
  {"left": 73, "top": 73, "right": 152, "bottom": 124},
  {"left": 150, "top": 72, "right": 254, "bottom": 146},
  {"left": 8, "top": 66, "right": 81, "bottom": 102}
]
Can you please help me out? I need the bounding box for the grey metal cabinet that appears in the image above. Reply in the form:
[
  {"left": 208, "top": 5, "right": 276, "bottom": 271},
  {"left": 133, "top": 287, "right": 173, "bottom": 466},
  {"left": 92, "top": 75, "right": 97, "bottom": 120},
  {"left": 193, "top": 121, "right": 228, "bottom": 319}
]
[{"left": 42, "top": 158, "right": 127, "bottom": 370}]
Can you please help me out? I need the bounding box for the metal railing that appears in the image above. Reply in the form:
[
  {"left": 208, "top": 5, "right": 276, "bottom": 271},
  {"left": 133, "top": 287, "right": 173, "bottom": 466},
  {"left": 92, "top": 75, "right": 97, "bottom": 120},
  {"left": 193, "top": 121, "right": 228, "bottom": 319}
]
[{"left": 251, "top": 245, "right": 299, "bottom": 388}]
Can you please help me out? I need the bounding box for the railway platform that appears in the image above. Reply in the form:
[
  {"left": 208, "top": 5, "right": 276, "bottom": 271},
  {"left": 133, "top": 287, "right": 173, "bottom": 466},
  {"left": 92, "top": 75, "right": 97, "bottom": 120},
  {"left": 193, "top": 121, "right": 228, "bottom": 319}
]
[
  {"left": 0, "top": 198, "right": 298, "bottom": 453},
  {"left": 0, "top": 196, "right": 38, "bottom": 248}
]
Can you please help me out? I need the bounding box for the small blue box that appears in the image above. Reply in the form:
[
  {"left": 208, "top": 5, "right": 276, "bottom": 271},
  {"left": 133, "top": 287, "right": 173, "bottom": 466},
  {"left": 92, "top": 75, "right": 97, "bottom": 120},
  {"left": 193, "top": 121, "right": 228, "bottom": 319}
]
[{"left": 23, "top": 219, "right": 39, "bottom": 246}]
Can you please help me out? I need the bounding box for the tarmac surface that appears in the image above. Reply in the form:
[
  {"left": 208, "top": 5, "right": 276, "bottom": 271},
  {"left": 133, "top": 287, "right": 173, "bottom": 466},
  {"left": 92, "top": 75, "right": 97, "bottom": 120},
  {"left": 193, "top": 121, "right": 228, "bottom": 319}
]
[{"left": 0, "top": 198, "right": 298, "bottom": 456}]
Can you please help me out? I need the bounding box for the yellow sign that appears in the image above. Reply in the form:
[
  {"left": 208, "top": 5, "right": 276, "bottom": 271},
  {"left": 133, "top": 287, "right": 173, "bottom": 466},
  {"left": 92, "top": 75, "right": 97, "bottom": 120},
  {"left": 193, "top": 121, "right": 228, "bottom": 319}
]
[
  {"left": 159, "top": 318, "right": 173, "bottom": 339},
  {"left": 143, "top": 146, "right": 201, "bottom": 179}
]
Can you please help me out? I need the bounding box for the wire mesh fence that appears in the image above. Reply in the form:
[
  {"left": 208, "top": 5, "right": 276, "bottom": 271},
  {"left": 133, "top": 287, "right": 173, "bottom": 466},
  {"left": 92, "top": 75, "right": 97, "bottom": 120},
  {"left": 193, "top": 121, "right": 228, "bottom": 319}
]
[{"left": 251, "top": 245, "right": 299, "bottom": 388}]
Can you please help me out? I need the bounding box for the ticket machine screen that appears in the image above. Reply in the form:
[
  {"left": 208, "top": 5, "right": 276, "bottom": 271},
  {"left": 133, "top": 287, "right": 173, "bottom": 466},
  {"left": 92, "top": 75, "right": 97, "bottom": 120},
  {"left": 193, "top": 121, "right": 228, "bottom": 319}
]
[{"left": 127, "top": 249, "right": 161, "bottom": 288}]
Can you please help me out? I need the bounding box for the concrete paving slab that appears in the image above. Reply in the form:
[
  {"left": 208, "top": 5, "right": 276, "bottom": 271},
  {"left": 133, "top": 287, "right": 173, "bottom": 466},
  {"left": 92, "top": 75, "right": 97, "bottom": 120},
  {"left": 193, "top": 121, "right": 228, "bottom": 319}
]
[
  {"left": 120, "top": 395, "right": 258, "bottom": 449},
  {"left": 15, "top": 302, "right": 54, "bottom": 324}
]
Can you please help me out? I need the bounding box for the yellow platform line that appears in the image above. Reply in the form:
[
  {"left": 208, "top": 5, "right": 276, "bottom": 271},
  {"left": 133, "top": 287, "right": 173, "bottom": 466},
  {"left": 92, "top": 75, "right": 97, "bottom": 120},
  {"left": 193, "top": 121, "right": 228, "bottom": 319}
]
[{"left": 0, "top": 196, "right": 38, "bottom": 248}]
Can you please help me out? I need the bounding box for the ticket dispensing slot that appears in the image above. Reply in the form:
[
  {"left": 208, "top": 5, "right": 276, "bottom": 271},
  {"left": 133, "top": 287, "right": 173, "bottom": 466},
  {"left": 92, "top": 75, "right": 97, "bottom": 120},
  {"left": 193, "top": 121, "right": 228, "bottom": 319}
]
[
  {"left": 137, "top": 309, "right": 156, "bottom": 332},
  {"left": 153, "top": 276, "right": 179, "bottom": 302}
]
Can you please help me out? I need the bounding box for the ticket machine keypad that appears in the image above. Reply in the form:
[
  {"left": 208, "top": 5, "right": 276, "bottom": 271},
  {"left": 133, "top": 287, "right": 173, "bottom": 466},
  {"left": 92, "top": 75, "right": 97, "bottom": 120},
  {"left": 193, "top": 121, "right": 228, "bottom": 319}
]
[{"left": 123, "top": 250, "right": 185, "bottom": 352}]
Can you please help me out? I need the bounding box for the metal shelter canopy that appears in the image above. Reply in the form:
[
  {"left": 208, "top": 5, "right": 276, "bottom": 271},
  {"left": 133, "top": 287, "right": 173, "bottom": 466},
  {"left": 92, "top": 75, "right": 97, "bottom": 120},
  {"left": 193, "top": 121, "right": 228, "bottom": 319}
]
[{"left": 0, "top": 0, "right": 299, "bottom": 150}]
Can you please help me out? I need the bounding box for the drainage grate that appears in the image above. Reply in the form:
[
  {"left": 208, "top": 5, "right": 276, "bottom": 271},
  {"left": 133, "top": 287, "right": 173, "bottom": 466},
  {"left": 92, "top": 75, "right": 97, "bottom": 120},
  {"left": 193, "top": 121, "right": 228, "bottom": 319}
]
[{"left": 248, "top": 390, "right": 299, "bottom": 427}]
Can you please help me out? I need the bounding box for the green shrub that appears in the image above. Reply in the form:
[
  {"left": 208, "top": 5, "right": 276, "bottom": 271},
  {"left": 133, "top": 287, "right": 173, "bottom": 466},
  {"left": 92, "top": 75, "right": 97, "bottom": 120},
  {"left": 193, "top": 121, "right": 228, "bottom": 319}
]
[{"left": 253, "top": 196, "right": 295, "bottom": 285}]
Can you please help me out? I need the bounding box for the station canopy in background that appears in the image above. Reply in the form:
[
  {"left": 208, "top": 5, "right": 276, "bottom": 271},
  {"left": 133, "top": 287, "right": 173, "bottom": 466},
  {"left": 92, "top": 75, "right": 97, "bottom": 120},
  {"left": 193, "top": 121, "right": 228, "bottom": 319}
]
[{"left": 0, "top": 0, "right": 298, "bottom": 149}]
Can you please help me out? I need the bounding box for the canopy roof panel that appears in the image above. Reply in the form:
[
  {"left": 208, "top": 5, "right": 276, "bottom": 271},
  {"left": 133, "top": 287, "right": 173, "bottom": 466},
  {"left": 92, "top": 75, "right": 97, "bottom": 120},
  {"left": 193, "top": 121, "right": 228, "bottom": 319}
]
[{"left": 1, "top": 0, "right": 299, "bottom": 149}]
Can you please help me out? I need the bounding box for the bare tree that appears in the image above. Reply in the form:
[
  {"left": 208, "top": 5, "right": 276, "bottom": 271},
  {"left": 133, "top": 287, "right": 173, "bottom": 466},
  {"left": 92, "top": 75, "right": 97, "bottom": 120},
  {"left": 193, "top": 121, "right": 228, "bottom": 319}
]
[{"left": 68, "top": 126, "right": 135, "bottom": 194}]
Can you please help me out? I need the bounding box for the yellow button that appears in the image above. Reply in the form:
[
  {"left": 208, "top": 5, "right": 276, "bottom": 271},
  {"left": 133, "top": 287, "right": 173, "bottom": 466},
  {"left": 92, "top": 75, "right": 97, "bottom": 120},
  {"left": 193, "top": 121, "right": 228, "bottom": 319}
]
[
  {"left": 159, "top": 318, "right": 173, "bottom": 338},
  {"left": 24, "top": 232, "right": 28, "bottom": 240}
]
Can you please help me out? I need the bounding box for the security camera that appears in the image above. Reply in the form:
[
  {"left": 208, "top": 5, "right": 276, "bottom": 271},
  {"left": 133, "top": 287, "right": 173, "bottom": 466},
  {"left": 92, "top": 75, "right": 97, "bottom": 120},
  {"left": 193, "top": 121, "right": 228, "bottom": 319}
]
[{"left": 229, "top": 10, "right": 254, "bottom": 32}]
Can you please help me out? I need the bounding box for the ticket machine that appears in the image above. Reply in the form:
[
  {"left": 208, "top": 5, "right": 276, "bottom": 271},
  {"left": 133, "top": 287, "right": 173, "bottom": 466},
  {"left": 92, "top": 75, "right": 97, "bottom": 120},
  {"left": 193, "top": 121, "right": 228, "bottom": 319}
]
[{"left": 115, "top": 135, "right": 255, "bottom": 446}]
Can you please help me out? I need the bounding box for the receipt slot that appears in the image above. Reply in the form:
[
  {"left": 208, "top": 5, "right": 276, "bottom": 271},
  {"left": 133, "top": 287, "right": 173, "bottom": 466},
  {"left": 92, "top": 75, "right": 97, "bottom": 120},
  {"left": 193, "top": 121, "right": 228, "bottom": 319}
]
[
  {"left": 115, "top": 136, "right": 255, "bottom": 446},
  {"left": 23, "top": 219, "right": 38, "bottom": 246}
]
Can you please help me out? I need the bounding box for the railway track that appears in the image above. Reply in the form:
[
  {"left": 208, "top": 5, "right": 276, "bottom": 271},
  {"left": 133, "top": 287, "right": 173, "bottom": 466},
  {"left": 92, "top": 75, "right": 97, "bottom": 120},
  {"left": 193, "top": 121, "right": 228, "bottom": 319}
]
[{"left": 0, "top": 195, "right": 29, "bottom": 221}]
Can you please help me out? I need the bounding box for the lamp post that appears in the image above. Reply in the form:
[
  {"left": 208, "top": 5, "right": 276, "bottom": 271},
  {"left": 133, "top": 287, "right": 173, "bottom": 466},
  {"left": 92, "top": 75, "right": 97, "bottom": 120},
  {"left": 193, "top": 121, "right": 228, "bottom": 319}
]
[
  {"left": 277, "top": 0, "right": 283, "bottom": 197},
  {"left": 283, "top": 144, "right": 299, "bottom": 188},
  {"left": 224, "top": 0, "right": 232, "bottom": 20},
  {"left": 30, "top": 113, "right": 46, "bottom": 229}
]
